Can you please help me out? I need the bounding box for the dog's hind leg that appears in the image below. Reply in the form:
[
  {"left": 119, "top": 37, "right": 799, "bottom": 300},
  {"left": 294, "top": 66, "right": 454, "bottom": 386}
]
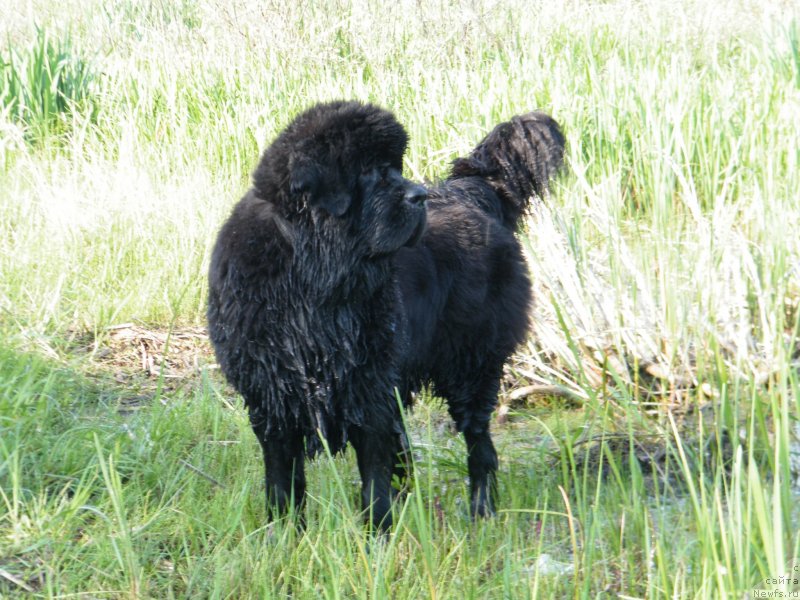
[
  {"left": 350, "top": 426, "right": 401, "bottom": 531},
  {"left": 442, "top": 369, "right": 502, "bottom": 519},
  {"left": 256, "top": 428, "right": 306, "bottom": 525},
  {"left": 463, "top": 426, "right": 498, "bottom": 518}
]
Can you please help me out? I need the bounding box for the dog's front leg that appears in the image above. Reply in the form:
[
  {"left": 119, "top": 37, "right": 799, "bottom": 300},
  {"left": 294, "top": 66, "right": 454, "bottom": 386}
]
[
  {"left": 392, "top": 430, "right": 413, "bottom": 500},
  {"left": 350, "top": 426, "right": 397, "bottom": 531},
  {"left": 464, "top": 426, "right": 498, "bottom": 518},
  {"left": 255, "top": 427, "right": 306, "bottom": 526}
]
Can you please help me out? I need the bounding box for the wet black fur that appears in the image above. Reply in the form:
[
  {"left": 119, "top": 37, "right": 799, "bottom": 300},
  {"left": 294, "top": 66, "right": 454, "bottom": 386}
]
[{"left": 207, "top": 100, "right": 564, "bottom": 530}]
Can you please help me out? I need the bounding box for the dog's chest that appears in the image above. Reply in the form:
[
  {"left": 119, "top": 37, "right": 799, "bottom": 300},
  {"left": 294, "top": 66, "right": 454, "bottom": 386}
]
[{"left": 264, "top": 301, "right": 377, "bottom": 384}]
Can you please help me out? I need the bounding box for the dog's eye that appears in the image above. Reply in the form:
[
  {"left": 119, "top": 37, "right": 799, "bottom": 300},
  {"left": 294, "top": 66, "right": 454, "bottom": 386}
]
[{"left": 379, "top": 165, "right": 389, "bottom": 179}]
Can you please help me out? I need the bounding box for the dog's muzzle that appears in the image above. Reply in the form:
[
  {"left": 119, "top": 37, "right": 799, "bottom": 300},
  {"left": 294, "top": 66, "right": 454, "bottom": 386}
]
[
  {"left": 404, "top": 185, "right": 427, "bottom": 207},
  {"left": 403, "top": 185, "right": 428, "bottom": 247}
]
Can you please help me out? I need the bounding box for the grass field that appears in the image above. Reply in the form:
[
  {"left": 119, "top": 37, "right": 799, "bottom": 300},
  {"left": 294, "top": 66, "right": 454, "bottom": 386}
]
[{"left": 1, "top": 0, "right": 799, "bottom": 597}]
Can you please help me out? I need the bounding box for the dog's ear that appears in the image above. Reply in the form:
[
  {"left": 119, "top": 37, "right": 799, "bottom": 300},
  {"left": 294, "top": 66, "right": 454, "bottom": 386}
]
[
  {"left": 289, "top": 157, "right": 319, "bottom": 197},
  {"left": 289, "top": 156, "right": 352, "bottom": 217}
]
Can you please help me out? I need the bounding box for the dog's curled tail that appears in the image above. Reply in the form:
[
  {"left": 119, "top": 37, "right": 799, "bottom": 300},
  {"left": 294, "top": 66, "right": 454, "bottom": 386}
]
[{"left": 450, "top": 111, "right": 565, "bottom": 229}]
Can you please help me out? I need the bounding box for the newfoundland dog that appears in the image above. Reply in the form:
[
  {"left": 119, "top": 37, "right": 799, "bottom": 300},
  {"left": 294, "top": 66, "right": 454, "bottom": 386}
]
[{"left": 207, "top": 100, "right": 564, "bottom": 530}]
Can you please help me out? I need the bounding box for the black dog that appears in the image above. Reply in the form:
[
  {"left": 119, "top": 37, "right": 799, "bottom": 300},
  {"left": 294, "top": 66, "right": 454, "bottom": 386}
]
[{"left": 207, "top": 100, "right": 564, "bottom": 530}]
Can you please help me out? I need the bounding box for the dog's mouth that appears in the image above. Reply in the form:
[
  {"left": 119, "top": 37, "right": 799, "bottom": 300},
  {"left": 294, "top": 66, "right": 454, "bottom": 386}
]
[
  {"left": 368, "top": 218, "right": 426, "bottom": 259},
  {"left": 403, "top": 212, "right": 427, "bottom": 247},
  {"left": 400, "top": 183, "right": 427, "bottom": 247}
]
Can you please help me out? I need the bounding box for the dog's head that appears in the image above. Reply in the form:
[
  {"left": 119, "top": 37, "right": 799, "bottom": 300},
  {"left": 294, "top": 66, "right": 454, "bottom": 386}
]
[{"left": 253, "top": 100, "right": 427, "bottom": 255}]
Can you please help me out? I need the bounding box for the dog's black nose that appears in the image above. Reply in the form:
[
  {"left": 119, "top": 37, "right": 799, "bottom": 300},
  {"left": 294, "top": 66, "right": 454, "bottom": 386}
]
[{"left": 404, "top": 185, "right": 427, "bottom": 206}]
